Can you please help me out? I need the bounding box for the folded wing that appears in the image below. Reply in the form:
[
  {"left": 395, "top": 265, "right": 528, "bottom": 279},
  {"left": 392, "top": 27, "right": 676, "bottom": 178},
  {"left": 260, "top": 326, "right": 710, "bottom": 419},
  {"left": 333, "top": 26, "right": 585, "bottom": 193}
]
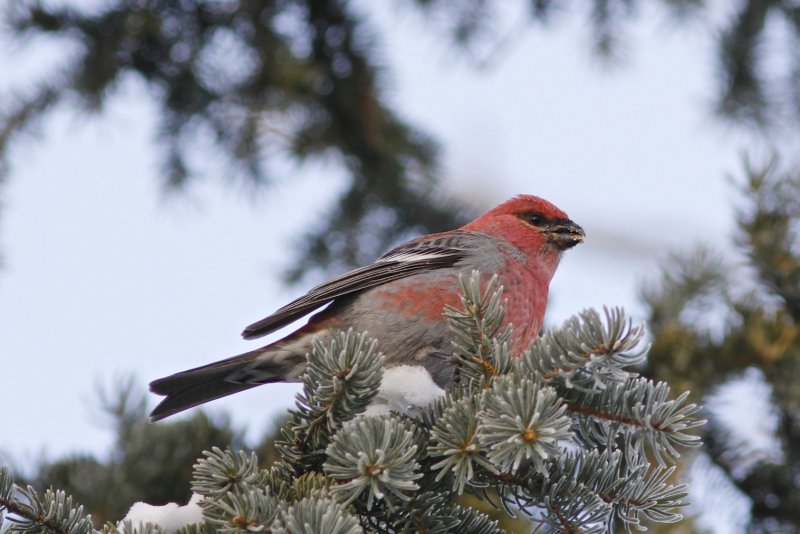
[{"left": 241, "top": 233, "right": 478, "bottom": 339}]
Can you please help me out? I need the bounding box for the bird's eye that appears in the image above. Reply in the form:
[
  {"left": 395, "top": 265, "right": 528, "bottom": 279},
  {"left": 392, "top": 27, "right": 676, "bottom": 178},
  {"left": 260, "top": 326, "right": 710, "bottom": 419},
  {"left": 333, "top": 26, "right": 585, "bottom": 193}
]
[{"left": 524, "top": 213, "right": 544, "bottom": 226}]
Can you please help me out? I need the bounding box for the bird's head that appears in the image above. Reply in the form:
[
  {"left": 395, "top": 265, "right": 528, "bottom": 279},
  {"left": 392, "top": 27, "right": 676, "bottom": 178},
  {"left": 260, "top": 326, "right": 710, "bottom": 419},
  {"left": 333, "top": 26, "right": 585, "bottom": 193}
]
[{"left": 464, "top": 194, "right": 585, "bottom": 262}]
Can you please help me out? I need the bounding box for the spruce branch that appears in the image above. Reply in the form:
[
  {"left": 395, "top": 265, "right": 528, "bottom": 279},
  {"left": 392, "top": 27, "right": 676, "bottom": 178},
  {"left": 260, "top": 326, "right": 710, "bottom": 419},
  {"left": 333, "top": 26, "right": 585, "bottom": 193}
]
[
  {"left": 108, "top": 520, "right": 165, "bottom": 534},
  {"left": 290, "top": 473, "right": 332, "bottom": 501},
  {"left": 277, "top": 329, "right": 384, "bottom": 472},
  {"left": 523, "top": 307, "right": 647, "bottom": 390},
  {"left": 484, "top": 459, "right": 612, "bottom": 532},
  {"left": 548, "top": 450, "right": 688, "bottom": 531},
  {"left": 444, "top": 271, "right": 513, "bottom": 390},
  {"left": 393, "top": 492, "right": 457, "bottom": 533},
  {"left": 174, "top": 524, "right": 215, "bottom": 534},
  {"left": 189, "top": 448, "right": 278, "bottom": 534},
  {"left": 323, "top": 416, "right": 422, "bottom": 511},
  {"left": 491, "top": 450, "right": 688, "bottom": 533},
  {"left": 262, "top": 463, "right": 295, "bottom": 502},
  {"left": 613, "top": 463, "right": 686, "bottom": 529},
  {"left": 389, "top": 492, "right": 502, "bottom": 534},
  {"left": 429, "top": 398, "right": 496, "bottom": 494},
  {"left": 563, "top": 378, "right": 704, "bottom": 464},
  {"left": 304, "top": 330, "right": 384, "bottom": 422},
  {"left": 0, "top": 467, "right": 94, "bottom": 534},
  {"left": 478, "top": 374, "right": 572, "bottom": 475},
  {"left": 537, "top": 476, "right": 612, "bottom": 534},
  {"left": 191, "top": 448, "right": 266, "bottom": 500},
  {"left": 269, "top": 496, "right": 361, "bottom": 534},
  {"left": 187, "top": 448, "right": 283, "bottom": 534},
  {"left": 419, "top": 391, "right": 461, "bottom": 431},
  {"left": 200, "top": 486, "right": 277, "bottom": 534},
  {"left": 446, "top": 505, "right": 503, "bottom": 534}
]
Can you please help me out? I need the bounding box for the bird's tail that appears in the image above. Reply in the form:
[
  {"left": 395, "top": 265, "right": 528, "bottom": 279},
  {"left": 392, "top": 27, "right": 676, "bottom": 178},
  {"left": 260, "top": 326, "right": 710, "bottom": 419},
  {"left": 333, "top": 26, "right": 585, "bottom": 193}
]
[{"left": 148, "top": 345, "right": 307, "bottom": 421}]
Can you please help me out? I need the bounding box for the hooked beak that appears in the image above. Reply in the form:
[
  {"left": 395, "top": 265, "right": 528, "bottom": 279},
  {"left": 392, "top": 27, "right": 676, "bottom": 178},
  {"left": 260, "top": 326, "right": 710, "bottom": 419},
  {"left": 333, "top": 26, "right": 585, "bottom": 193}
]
[{"left": 544, "top": 218, "right": 585, "bottom": 250}]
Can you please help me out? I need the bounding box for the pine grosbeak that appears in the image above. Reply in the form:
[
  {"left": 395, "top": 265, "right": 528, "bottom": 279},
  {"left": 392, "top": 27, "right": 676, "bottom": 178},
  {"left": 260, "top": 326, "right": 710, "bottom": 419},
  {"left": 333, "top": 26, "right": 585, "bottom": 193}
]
[{"left": 149, "top": 195, "right": 584, "bottom": 421}]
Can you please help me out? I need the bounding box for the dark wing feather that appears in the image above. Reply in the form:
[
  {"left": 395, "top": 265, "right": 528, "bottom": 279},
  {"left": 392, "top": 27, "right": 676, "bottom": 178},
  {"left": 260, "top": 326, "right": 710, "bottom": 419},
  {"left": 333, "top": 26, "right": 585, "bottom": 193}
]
[{"left": 241, "top": 236, "right": 476, "bottom": 339}]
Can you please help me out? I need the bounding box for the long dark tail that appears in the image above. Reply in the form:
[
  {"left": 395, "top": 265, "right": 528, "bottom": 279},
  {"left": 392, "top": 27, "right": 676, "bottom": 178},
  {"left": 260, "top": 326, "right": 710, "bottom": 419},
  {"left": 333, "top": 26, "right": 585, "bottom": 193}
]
[{"left": 148, "top": 346, "right": 306, "bottom": 421}]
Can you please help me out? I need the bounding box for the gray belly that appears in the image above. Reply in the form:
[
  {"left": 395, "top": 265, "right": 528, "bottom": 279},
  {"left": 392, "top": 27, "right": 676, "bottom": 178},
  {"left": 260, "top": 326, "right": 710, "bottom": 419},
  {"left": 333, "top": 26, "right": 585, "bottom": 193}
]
[{"left": 335, "top": 299, "right": 456, "bottom": 388}]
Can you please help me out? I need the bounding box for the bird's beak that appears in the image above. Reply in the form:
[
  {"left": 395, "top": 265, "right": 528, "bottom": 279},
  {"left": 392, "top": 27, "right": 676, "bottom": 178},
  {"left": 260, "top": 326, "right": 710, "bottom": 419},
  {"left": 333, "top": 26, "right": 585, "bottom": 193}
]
[{"left": 544, "top": 218, "right": 585, "bottom": 250}]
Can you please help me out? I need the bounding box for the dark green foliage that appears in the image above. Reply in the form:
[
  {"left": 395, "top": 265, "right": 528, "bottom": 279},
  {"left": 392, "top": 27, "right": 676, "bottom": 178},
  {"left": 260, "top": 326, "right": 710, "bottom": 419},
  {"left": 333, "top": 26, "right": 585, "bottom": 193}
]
[{"left": 641, "top": 159, "right": 800, "bottom": 532}]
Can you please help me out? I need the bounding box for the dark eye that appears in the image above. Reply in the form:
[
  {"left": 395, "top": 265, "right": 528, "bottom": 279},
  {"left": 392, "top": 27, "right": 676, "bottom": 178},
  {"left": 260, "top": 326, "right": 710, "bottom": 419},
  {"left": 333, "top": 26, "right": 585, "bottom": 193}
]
[{"left": 524, "top": 213, "right": 544, "bottom": 226}]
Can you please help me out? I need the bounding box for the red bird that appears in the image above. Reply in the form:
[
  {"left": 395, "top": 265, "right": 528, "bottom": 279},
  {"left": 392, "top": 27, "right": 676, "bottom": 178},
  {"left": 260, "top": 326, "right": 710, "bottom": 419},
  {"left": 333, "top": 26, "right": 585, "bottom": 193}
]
[{"left": 149, "top": 195, "right": 584, "bottom": 421}]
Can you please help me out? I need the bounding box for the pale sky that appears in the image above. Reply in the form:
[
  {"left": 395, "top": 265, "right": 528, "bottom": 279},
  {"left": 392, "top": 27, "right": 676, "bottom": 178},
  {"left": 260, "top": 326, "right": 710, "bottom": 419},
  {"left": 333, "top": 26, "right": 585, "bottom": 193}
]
[{"left": 0, "top": 0, "right": 769, "bottom": 508}]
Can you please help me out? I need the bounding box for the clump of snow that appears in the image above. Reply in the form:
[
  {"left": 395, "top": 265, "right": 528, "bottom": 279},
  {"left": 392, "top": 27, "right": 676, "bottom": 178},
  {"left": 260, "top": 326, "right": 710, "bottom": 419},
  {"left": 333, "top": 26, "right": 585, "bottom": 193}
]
[
  {"left": 365, "top": 365, "right": 445, "bottom": 416},
  {"left": 121, "top": 493, "right": 204, "bottom": 533}
]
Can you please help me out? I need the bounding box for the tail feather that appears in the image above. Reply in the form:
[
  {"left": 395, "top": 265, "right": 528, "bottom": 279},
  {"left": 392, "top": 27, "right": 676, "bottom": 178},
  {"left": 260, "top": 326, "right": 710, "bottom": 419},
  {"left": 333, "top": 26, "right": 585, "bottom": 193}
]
[
  {"left": 148, "top": 346, "right": 306, "bottom": 421},
  {"left": 149, "top": 379, "right": 261, "bottom": 422}
]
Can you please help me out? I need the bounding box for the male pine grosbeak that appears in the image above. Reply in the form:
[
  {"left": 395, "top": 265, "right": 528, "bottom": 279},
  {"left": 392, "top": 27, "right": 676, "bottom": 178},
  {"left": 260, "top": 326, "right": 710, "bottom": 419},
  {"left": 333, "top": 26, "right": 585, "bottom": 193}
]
[{"left": 149, "top": 195, "right": 584, "bottom": 421}]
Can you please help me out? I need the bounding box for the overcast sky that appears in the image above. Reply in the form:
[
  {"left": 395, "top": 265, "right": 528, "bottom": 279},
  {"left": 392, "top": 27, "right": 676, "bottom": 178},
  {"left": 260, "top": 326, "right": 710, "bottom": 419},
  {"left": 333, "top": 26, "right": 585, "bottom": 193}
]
[{"left": 0, "top": 0, "right": 766, "bottom": 487}]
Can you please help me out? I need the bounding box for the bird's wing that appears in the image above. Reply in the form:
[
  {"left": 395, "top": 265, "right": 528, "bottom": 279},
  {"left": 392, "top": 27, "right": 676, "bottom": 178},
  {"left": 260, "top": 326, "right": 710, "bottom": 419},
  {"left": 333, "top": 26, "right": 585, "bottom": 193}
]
[{"left": 241, "top": 232, "right": 480, "bottom": 339}]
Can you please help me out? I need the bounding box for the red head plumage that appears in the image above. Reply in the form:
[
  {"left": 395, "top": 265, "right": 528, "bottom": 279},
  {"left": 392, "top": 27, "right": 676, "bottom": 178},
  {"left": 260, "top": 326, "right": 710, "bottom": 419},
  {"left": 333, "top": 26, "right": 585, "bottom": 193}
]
[{"left": 462, "top": 195, "right": 584, "bottom": 260}]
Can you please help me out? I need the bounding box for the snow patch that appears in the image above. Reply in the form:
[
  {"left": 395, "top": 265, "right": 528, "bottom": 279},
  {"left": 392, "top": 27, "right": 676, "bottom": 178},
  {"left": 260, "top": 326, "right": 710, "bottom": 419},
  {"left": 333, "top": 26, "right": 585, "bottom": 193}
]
[
  {"left": 365, "top": 365, "right": 445, "bottom": 416},
  {"left": 121, "top": 493, "right": 204, "bottom": 533}
]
